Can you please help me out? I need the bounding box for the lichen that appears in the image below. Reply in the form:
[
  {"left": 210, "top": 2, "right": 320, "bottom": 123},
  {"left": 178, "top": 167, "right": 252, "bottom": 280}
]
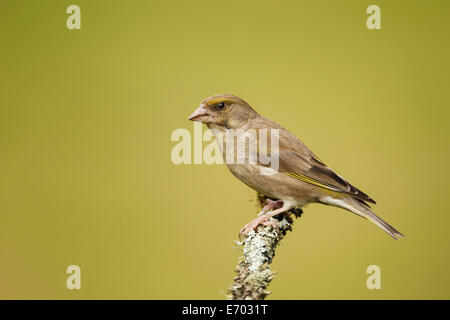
[{"left": 227, "top": 195, "right": 302, "bottom": 300}]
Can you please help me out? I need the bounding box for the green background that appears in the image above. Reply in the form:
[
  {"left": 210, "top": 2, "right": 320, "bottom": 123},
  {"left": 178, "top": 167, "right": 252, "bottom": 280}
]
[{"left": 1, "top": 0, "right": 449, "bottom": 299}]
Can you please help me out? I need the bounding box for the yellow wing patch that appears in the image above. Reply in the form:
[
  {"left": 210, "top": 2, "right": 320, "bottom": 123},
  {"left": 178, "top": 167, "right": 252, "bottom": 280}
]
[{"left": 280, "top": 171, "right": 343, "bottom": 193}]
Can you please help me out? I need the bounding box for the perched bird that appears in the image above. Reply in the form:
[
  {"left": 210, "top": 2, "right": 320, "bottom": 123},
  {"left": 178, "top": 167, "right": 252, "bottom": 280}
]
[{"left": 188, "top": 94, "right": 403, "bottom": 240}]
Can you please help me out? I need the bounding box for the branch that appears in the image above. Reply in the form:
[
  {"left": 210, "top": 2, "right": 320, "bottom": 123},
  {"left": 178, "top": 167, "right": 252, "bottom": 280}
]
[{"left": 227, "top": 194, "right": 302, "bottom": 300}]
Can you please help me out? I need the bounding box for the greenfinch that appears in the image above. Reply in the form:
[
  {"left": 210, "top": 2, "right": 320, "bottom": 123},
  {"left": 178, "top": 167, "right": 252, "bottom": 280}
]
[{"left": 189, "top": 94, "right": 403, "bottom": 240}]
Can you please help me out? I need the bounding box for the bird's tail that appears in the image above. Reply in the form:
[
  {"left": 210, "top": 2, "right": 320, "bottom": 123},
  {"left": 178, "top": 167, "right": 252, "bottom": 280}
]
[{"left": 320, "top": 196, "right": 404, "bottom": 240}]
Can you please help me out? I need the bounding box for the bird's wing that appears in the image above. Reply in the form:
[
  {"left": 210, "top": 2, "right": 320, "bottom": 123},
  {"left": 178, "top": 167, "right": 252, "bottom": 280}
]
[
  {"left": 251, "top": 117, "right": 375, "bottom": 204},
  {"left": 276, "top": 149, "right": 376, "bottom": 204}
]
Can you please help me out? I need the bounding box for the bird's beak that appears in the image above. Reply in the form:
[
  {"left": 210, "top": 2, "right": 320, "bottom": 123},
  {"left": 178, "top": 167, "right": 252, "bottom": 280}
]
[{"left": 188, "top": 103, "right": 210, "bottom": 123}]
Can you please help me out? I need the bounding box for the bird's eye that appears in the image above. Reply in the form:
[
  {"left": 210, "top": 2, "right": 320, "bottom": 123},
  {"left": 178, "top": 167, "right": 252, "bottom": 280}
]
[{"left": 217, "top": 102, "right": 225, "bottom": 110}]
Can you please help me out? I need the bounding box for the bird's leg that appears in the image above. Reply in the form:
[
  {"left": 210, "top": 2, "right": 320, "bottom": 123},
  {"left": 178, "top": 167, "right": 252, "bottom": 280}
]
[
  {"left": 262, "top": 199, "right": 283, "bottom": 212},
  {"left": 239, "top": 202, "right": 292, "bottom": 238}
]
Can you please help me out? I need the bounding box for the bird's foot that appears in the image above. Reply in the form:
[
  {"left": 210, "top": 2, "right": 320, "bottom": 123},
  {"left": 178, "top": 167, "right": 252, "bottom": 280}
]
[
  {"left": 239, "top": 214, "right": 280, "bottom": 240},
  {"left": 262, "top": 199, "right": 283, "bottom": 212}
]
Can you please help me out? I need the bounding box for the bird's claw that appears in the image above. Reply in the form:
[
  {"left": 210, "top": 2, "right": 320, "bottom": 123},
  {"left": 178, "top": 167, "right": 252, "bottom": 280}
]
[{"left": 238, "top": 216, "right": 280, "bottom": 240}]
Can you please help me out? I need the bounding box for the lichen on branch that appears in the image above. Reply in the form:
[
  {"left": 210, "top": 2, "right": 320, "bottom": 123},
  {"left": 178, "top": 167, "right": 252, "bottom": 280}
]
[{"left": 227, "top": 194, "right": 302, "bottom": 300}]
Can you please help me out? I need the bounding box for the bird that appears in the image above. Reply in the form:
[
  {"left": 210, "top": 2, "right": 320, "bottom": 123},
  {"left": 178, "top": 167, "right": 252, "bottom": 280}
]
[{"left": 188, "top": 94, "right": 403, "bottom": 240}]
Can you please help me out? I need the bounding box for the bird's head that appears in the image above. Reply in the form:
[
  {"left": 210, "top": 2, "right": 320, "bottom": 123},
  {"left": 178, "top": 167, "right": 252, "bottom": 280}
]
[{"left": 188, "top": 94, "right": 258, "bottom": 129}]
